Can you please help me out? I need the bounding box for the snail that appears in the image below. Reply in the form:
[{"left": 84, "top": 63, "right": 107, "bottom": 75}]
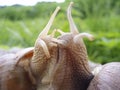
[
  {"left": 0, "top": 48, "right": 36, "bottom": 90},
  {"left": 49, "top": 2, "right": 120, "bottom": 90},
  {"left": 28, "top": 6, "right": 60, "bottom": 90},
  {"left": 1, "top": 2, "right": 120, "bottom": 90},
  {"left": 0, "top": 6, "right": 60, "bottom": 90}
]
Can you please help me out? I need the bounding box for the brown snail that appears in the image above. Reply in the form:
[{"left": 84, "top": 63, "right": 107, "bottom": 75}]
[
  {"left": 1, "top": 2, "right": 120, "bottom": 90},
  {"left": 0, "top": 6, "right": 60, "bottom": 90},
  {"left": 50, "top": 2, "right": 120, "bottom": 90},
  {"left": 28, "top": 6, "right": 60, "bottom": 90}
]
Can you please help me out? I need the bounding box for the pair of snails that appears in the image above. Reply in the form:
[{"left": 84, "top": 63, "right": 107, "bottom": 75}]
[{"left": 0, "top": 2, "right": 120, "bottom": 90}]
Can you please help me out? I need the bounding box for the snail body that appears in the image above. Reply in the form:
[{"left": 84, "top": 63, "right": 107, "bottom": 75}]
[
  {"left": 0, "top": 2, "right": 119, "bottom": 90},
  {"left": 50, "top": 2, "right": 120, "bottom": 90},
  {"left": 0, "top": 6, "right": 60, "bottom": 90},
  {"left": 0, "top": 48, "right": 35, "bottom": 90},
  {"left": 88, "top": 62, "right": 120, "bottom": 90}
]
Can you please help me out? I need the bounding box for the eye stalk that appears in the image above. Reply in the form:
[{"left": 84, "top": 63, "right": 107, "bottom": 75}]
[
  {"left": 67, "top": 2, "right": 79, "bottom": 34},
  {"left": 38, "top": 6, "right": 60, "bottom": 38}
]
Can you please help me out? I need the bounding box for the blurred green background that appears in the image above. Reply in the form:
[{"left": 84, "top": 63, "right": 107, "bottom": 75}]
[{"left": 0, "top": 0, "right": 120, "bottom": 64}]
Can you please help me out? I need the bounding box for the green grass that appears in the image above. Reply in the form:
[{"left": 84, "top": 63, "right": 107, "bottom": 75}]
[{"left": 0, "top": 18, "right": 49, "bottom": 47}]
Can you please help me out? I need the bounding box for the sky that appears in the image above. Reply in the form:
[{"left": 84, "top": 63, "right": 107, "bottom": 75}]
[{"left": 0, "top": 0, "right": 65, "bottom": 6}]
